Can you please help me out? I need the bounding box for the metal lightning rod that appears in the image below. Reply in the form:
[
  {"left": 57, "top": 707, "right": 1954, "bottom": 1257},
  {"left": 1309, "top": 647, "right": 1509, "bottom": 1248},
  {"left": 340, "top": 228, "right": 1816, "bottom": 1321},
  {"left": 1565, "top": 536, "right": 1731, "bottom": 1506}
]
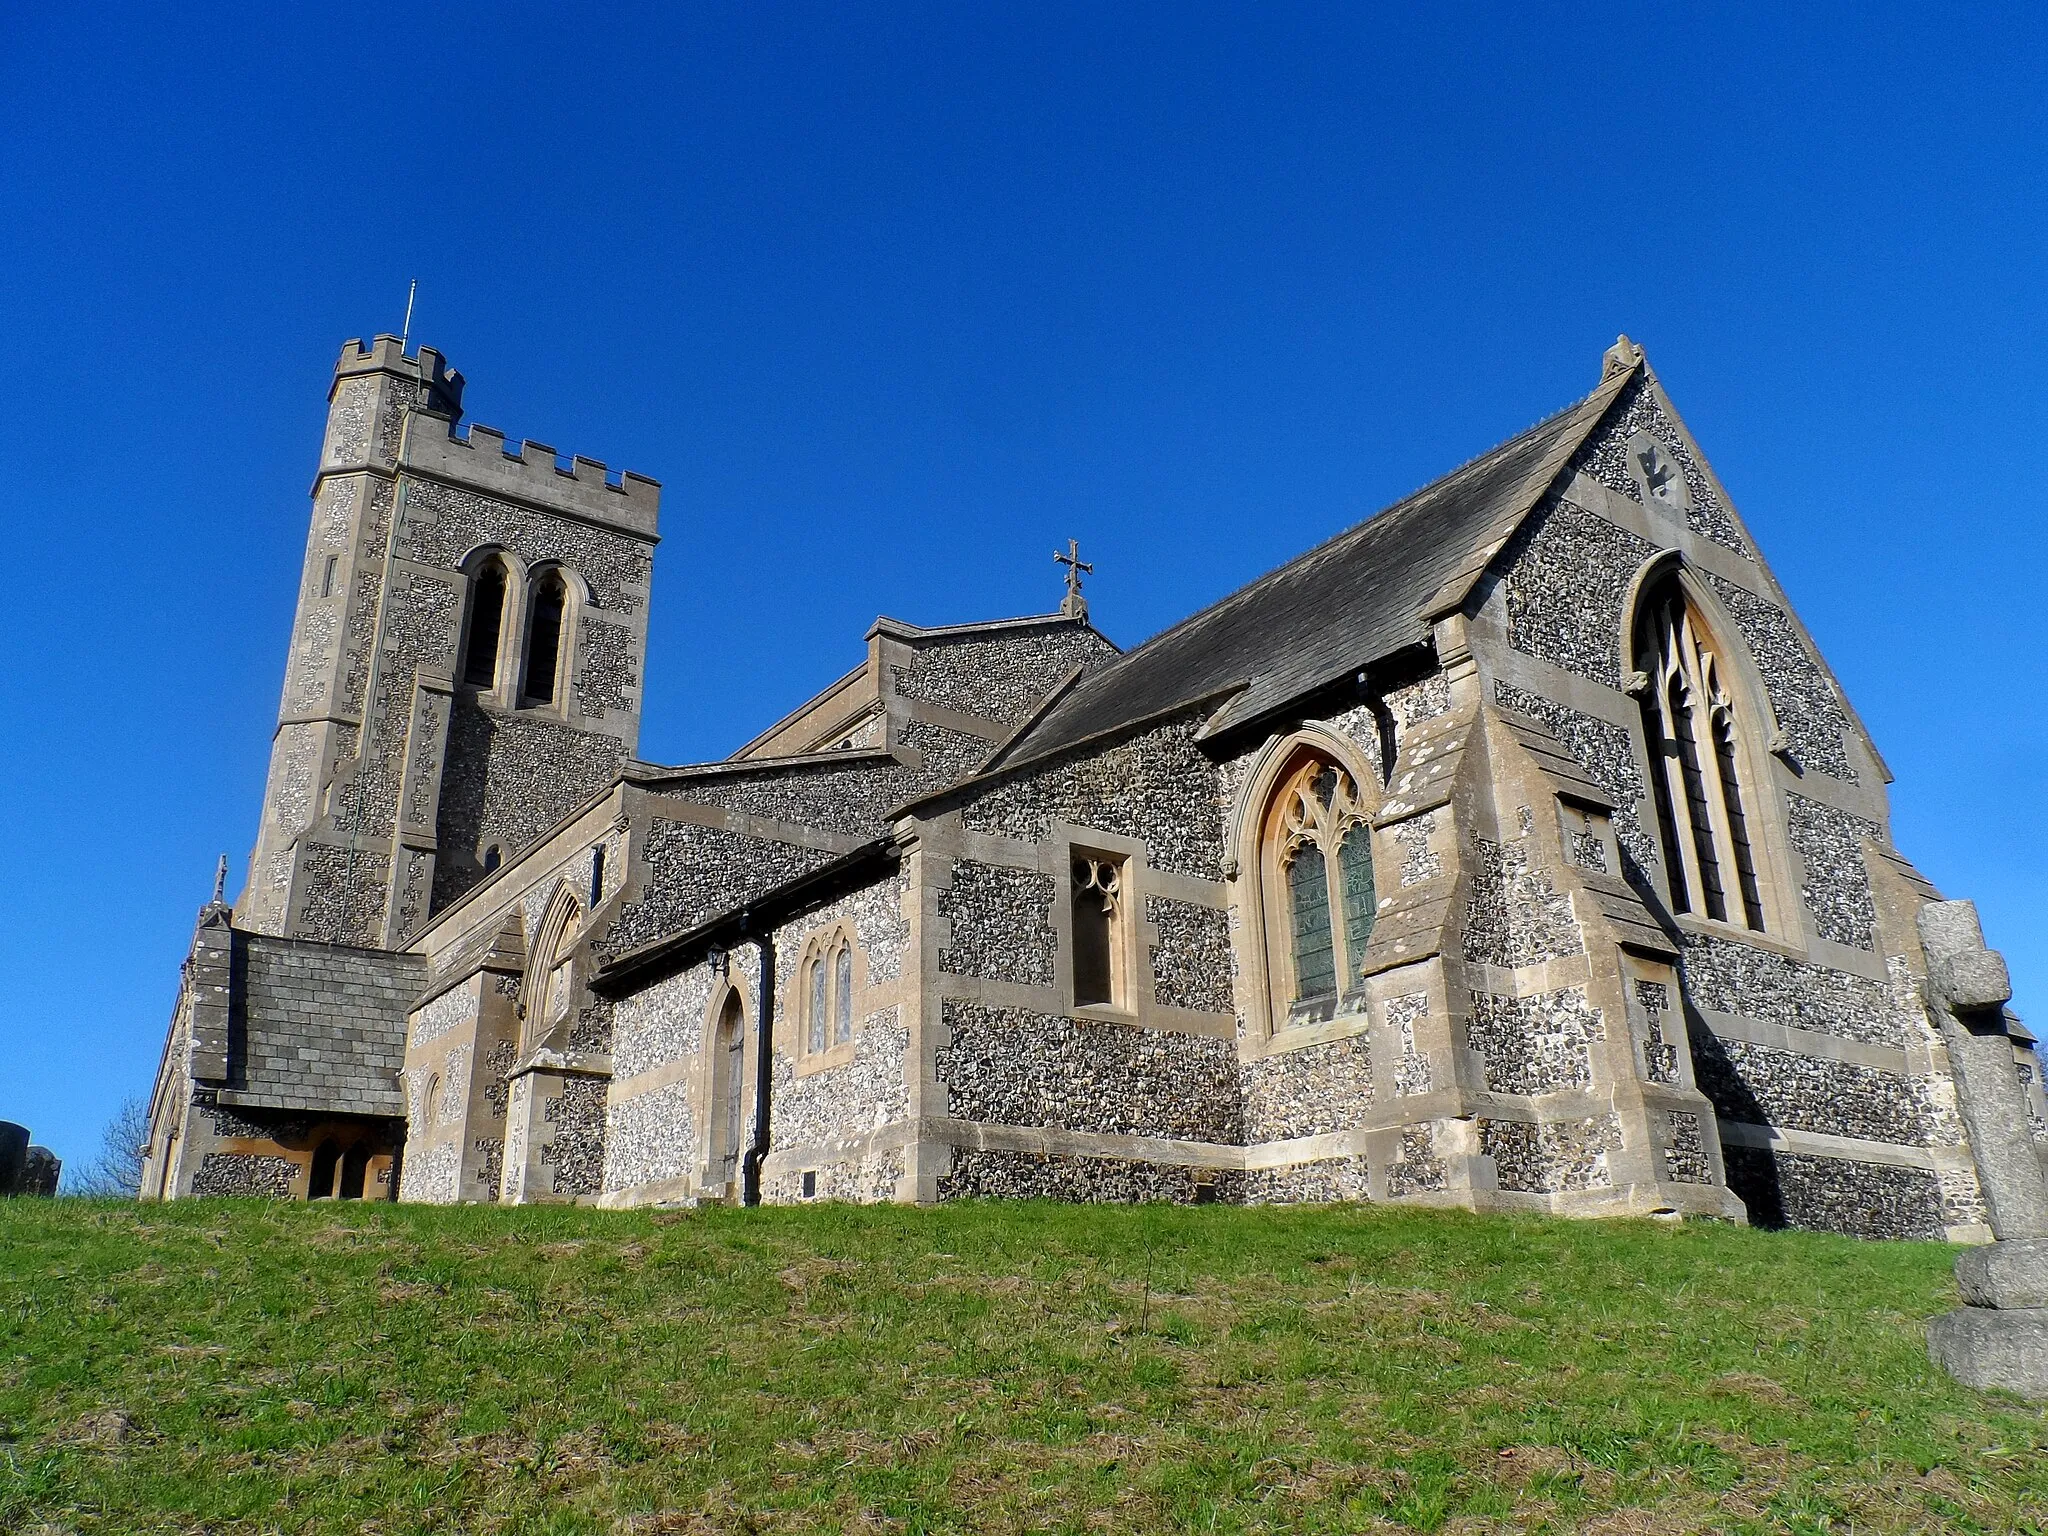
[{"left": 400, "top": 279, "right": 418, "bottom": 349}]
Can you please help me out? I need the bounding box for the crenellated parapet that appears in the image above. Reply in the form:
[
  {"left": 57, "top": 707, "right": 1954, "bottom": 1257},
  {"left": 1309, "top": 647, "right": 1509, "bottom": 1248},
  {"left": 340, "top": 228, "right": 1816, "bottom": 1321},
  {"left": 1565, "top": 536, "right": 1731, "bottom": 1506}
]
[{"left": 406, "top": 421, "right": 660, "bottom": 537}]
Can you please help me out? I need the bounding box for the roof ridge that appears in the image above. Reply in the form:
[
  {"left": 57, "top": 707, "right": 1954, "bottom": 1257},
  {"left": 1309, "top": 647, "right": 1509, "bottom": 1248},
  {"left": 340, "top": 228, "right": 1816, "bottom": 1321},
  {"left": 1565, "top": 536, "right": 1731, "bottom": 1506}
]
[{"left": 1043, "top": 370, "right": 1629, "bottom": 704}]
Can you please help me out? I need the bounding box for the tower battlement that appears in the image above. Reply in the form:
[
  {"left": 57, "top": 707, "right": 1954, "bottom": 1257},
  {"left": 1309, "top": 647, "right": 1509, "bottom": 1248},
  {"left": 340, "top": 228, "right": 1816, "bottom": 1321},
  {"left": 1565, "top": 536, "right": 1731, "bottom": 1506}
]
[
  {"left": 335, "top": 335, "right": 466, "bottom": 416},
  {"left": 403, "top": 420, "right": 660, "bottom": 534}
]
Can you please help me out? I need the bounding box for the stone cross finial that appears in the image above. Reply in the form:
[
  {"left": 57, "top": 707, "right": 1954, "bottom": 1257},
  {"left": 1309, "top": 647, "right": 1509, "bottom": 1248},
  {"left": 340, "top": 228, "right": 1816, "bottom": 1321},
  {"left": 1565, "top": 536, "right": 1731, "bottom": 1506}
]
[
  {"left": 212, "top": 854, "right": 229, "bottom": 906},
  {"left": 1919, "top": 899, "right": 2048, "bottom": 1397},
  {"left": 1055, "top": 539, "right": 1092, "bottom": 621}
]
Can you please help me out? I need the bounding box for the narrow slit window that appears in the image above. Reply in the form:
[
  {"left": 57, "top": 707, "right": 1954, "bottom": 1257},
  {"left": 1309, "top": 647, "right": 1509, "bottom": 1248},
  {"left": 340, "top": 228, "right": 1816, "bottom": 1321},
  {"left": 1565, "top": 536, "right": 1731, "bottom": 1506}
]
[
  {"left": 523, "top": 570, "right": 567, "bottom": 704},
  {"left": 809, "top": 953, "right": 828, "bottom": 1054},
  {"left": 1071, "top": 856, "right": 1122, "bottom": 1007},
  {"left": 833, "top": 943, "right": 853, "bottom": 1045},
  {"left": 590, "top": 844, "right": 606, "bottom": 906},
  {"left": 321, "top": 554, "right": 339, "bottom": 599},
  {"left": 464, "top": 560, "right": 508, "bottom": 687}
]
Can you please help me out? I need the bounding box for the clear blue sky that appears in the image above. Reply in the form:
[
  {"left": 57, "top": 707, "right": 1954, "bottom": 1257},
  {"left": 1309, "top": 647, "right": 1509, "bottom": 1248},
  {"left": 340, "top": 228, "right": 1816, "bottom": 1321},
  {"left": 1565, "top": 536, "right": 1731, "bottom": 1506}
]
[{"left": 3, "top": 5, "right": 2043, "bottom": 1173}]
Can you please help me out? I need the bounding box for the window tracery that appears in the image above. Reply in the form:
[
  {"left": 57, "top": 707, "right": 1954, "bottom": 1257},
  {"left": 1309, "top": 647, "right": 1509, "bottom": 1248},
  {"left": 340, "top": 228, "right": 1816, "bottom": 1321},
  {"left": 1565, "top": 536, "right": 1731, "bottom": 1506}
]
[
  {"left": 1634, "top": 574, "right": 1765, "bottom": 930},
  {"left": 1071, "top": 854, "right": 1125, "bottom": 1008},
  {"left": 797, "top": 927, "right": 860, "bottom": 1056},
  {"left": 1259, "top": 753, "right": 1376, "bottom": 1024}
]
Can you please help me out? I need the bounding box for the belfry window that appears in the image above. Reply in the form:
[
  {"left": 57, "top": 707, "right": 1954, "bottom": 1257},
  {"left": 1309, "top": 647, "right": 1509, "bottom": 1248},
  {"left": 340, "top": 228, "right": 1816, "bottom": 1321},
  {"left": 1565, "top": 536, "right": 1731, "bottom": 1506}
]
[
  {"left": 522, "top": 570, "right": 567, "bottom": 705},
  {"left": 1261, "top": 756, "right": 1376, "bottom": 1023},
  {"left": 1635, "top": 576, "right": 1765, "bottom": 930},
  {"left": 1071, "top": 855, "right": 1126, "bottom": 1008},
  {"left": 463, "top": 559, "right": 508, "bottom": 687}
]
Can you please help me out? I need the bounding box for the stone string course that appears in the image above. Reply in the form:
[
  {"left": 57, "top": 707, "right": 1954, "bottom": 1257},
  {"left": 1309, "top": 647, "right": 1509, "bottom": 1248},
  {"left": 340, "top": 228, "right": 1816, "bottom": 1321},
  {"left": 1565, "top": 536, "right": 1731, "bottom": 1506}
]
[
  {"left": 964, "top": 716, "right": 1224, "bottom": 880},
  {"left": 1481, "top": 1114, "right": 1620, "bottom": 1193},
  {"left": 1784, "top": 793, "right": 1881, "bottom": 950},
  {"left": 937, "top": 863, "right": 1057, "bottom": 985},
  {"left": 1463, "top": 836, "right": 1583, "bottom": 967},
  {"left": 1241, "top": 1035, "right": 1373, "bottom": 1141},
  {"left": 1679, "top": 935, "right": 1901, "bottom": 1046},
  {"left": 1499, "top": 497, "right": 1660, "bottom": 689},
  {"left": 1693, "top": 1034, "right": 1925, "bottom": 1145},
  {"left": 1467, "top": 986, "right": 1604, "bottom": 1096},
  {"left": 1146, "top": 896, "right": 1234, "bottom": 1013},
  {"left": 1721, "top": 1145, "right": 1943, "bottom": 1240},
  {"left": 938, "top": 1000, "right": 1243, "bottom": 1143},
  {"left": 889, "top": 628, "right": 1115, "bottom": 725}
]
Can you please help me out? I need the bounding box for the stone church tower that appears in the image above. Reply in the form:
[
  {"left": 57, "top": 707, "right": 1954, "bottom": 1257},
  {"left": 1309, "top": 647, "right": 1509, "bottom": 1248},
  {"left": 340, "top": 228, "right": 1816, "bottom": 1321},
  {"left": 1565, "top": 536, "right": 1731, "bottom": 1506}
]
[{"left": 238, "top": 338, "right": 659, "bottom": 947}]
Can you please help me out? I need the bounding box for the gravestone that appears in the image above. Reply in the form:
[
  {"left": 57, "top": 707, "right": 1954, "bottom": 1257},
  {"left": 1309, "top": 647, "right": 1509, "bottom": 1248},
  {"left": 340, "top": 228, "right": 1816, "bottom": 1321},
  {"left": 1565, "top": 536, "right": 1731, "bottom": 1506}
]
[
  {"left": 0, "top": 1122, "right": 27, "bottom": 1196},
  {"left": 21, "top": 1147, "right": 60, "bottom": 1197}
]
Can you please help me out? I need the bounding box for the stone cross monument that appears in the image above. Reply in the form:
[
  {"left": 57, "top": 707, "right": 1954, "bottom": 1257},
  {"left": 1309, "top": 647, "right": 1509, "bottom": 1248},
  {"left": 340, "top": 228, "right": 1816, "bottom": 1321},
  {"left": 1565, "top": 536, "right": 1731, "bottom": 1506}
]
[{"left": 1920, "top": 900, "right": 2048, "bottom": 1396}]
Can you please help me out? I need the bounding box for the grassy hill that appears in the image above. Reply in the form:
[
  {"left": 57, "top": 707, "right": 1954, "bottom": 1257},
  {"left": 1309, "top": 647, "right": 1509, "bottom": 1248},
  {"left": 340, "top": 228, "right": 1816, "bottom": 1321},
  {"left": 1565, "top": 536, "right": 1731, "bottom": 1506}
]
[{"left": 2, "top": 1199, "right": 2043, "bottom": 1534}]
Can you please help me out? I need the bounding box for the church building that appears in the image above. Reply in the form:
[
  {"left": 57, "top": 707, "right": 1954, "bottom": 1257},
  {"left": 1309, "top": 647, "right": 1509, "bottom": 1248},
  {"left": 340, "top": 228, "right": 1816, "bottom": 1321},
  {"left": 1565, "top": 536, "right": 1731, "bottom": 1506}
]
[{"left": 140, "top": 333, "right": 2043, "bottom": 1239}]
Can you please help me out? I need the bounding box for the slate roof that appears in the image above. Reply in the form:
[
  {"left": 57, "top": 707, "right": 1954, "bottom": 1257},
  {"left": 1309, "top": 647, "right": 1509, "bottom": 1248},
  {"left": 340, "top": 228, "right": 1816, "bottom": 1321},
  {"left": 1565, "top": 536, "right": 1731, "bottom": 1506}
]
[
  {"left": 984, "top": 361, "right": 1637, "bottom": 770},
  {"left": 215, "top": 933, "right": 425, "bottom": 1117}
]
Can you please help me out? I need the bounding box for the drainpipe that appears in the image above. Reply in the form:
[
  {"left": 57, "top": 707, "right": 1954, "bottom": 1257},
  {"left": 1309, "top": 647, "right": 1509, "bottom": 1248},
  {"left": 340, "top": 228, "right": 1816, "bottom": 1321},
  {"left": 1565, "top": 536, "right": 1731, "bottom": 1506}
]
[{"left": 740, "top": 922, "right": 776, "bottom": 1207}]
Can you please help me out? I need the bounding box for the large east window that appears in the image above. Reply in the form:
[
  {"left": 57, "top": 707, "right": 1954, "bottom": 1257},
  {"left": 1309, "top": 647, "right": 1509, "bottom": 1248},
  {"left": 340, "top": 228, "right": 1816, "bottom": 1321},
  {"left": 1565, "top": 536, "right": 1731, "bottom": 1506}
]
[{"left": 1634, "top": 574, "right": 1765, "bottom": 930}]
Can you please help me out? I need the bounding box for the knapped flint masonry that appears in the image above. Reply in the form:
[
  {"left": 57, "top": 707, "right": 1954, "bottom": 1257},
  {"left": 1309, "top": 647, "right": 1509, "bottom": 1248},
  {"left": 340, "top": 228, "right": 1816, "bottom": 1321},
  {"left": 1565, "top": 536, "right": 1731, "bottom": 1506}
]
[{"left": 141, "top": 336, "right": 2043, "bottom": 1267}]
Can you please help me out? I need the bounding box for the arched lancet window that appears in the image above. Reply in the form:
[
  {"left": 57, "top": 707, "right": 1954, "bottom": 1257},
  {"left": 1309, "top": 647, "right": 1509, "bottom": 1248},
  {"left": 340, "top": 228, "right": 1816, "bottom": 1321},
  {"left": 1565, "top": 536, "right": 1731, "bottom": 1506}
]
[
  {"left": 463, "top": 557, "right": 509, "bottom": 688},
  {"left": 308, "top": 1138, "right": 340, "bottom": 1200},
  {"left": 833, "top": 942, "right": 853, "bottom": 1046},
  {"left": 1634, "top": 573, "right": 1765, "bottom": 930},
  {"left": 522, "top": 568, "right": 568, "bottom": 705},
  {"left": 522, "top": 885, "right": 585, "bottom": 1052},
  {"left": 1260, "top": 754, "right": 1376, "bottom": 1024},
  {"left": 798, "top": 929, "right": 860, "bottom": 1054},
  {"left": 710, "top": 990, "right": 747, "bottom": 1187}
]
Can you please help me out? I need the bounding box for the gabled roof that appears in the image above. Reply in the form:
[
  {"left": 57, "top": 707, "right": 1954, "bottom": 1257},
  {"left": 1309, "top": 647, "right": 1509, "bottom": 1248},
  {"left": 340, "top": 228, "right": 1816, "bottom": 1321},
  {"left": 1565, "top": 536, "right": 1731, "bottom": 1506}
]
[{"left": 983, "top": 357, "right": 1639, "bottom": 770}]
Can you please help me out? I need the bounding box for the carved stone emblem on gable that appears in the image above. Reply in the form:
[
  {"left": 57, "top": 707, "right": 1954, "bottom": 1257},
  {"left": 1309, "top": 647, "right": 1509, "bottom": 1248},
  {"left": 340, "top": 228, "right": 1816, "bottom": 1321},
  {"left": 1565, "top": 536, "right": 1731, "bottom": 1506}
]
[{"left": 1625, "top": 429, "right": 1689, "bottom": 515}]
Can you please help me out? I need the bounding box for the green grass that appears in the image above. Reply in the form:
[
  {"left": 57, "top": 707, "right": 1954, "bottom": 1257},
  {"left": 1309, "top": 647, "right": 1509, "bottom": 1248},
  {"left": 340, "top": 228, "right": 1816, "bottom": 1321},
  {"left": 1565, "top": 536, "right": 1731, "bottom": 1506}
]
[{"left": 2, "top": 1199, "right": 2044, "bottom": 1534}]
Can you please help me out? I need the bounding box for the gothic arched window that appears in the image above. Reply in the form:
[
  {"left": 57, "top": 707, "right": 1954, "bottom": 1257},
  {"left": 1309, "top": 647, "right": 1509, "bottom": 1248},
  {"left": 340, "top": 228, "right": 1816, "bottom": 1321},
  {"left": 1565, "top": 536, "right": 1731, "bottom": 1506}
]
[
  {"left": 798, "top": 928, "right": 860, "bottom": 1055},
  {"left": 1634, "top": 574, "right": 1765, "bottom": 930},
  {"left": 1260, "top": 754, "right": 1376, "bottom": 1023},
  {"left": 463, "top": 557, "right": 509, "bottom": 688},
  {"left": 522, "top": 568, "right": 568, "bottom": 705}
]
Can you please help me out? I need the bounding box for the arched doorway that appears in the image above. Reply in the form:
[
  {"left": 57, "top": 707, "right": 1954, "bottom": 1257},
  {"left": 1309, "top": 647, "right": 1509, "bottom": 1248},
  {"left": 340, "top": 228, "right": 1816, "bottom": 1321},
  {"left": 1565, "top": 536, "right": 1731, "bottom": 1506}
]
[
  {"left": 339, "top": 1142, "right": 370, "bottom": 1201},
  {"left": 709, "top": 991, "right": 747, "bottom": 1192}
]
